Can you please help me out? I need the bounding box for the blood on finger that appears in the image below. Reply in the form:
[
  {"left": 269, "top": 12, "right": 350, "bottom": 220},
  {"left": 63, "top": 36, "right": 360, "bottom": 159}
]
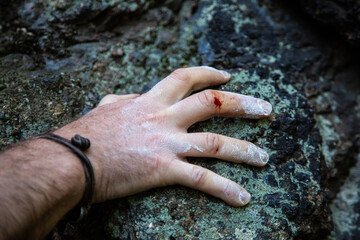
[{"left": 214, "top": 96, "right": 222, "bottom": 108}]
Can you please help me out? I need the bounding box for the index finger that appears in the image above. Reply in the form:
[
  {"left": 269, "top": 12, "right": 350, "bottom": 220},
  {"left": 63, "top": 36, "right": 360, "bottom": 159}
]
[{"left": 146, "top": 66, "right": 231, "bottom": 105}]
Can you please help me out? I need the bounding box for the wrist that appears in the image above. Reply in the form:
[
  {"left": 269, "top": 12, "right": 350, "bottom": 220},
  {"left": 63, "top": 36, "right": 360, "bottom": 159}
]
[
  {"left": 0, "top": 138, "right": 86, "bottom": 239},
  {"left": 32, "top": 138, "right": 86, "bottom": 208},
  {"left": 54, "top": 122, "right": 105, "bottom": 203}
]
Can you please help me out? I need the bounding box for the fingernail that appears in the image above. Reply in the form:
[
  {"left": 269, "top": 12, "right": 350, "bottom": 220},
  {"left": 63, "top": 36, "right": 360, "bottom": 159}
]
[
  {"left": 260, "top": 101, "right": 272, "bottom": 115},
  {"left": 220, "top": 70, "right": 231, "bottom": 79},
  {"left": 238, "top": 191, "right": 251, "bottom": 205},
  {"left": 258, "top": 148, "right": 269, "bottom": 164}
]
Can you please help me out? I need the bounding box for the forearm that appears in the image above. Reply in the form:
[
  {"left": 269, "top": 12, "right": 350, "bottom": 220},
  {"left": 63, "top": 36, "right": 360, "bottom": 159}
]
[{"left": 0, "top": 138, "right": 85, "bottom": 240}]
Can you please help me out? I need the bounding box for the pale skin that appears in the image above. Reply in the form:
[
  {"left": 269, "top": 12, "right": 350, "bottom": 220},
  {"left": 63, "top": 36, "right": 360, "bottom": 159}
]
[{"left": 0, "top": 66, "right": 272, "bottom": 240}]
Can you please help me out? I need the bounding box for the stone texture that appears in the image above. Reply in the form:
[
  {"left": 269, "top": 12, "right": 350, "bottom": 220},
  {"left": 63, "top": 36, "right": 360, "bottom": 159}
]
[
  {"left": 294, "top": 0, "right": 360, "bottom": 44},
  {"left": 1, "top": 0, "right": 360, "bottom": 239},
  {"left": 330, "top": 152, "right": 360, "bottom": 240}
]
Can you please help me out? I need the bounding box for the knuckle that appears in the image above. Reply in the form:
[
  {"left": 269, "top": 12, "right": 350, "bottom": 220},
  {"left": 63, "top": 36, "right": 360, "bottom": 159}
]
[
  {"left": 170, "top": 68, "right": 190, "bottom": 83},
  {"left": 191, "top": 166, "right": 208, "bottom": 187},
  {"left": 198, "top": 90, "right": 217, "bottom": 110},
  {"left": 205, "top": 133, "right": 221, "bottom": 154},
  {"left": 102, "top": 94, "right": 111, "bottom": 100},
  {"left": 105, "top": 94, "right": 117, "bottom": 100},
  {"left": 99, "top": 94, "right": 117, "bottom": 105},
  {"left": 99, "top": 95, "right": 111, "bottom": 103}
]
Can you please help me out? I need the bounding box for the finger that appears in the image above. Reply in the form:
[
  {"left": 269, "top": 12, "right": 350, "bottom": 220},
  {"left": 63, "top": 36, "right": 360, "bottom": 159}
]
[
  {"left": 168, "top": 90, "right": 272, "bottom": 128},
  {"left": 167, "top": 160, "right": 251, "bottom": 206},
  {"left": 146, "top": 66, "right": 231, "bottom": 105},
  {"left": 98, "top": 94, "right": 140, "bottom": 106},
  {"left": 176, "top": 133, "right": 268, "bottom": 167}
]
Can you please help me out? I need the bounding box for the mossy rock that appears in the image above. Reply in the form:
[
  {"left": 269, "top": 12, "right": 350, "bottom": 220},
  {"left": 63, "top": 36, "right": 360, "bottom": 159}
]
[{"left": 5, "top": 0, "right": 360, "bottom": 239}]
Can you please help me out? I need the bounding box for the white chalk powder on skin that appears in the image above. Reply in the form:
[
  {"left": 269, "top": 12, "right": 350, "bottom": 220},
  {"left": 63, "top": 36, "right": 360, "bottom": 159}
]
[
  {"left": 240, "top": 96, "right": 272, "bottom": 118},
  {"left": 166, "top": 135, "right": 205, "bottom": 154},
  {"left": 202, "top": 66, "right": 231, "bottom": 79},
  {"left": 241, "top": 143, "right": 268, "bottom": 165},
  {"left": 192, "top": 145, "right": 205, "bottom": 152},
  {"left": 229, "top": 144, "right": 243, "bottom": 160},
  {"left": 178, "top": 143, "right": 204, "bottom": 154},
  {"left": 227, "top": 142, "right": 268, "bottom": 166}
]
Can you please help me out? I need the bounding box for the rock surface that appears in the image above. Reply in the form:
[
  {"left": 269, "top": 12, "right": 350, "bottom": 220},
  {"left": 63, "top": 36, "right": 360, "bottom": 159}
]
[
  {"left": 294, "top": 0, "right": 360, "bottom": 44},
  {"left": 1, "top": 0, "right": 360, "bottom": 239},
  {"left": 330, "top": 152, "right": 360, "bottom": 240}
]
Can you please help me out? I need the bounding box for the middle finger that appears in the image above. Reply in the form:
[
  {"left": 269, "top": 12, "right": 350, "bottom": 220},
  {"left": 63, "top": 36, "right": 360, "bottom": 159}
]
[{"left": 168, "top": 90, "right": 272, "bottom": 128}]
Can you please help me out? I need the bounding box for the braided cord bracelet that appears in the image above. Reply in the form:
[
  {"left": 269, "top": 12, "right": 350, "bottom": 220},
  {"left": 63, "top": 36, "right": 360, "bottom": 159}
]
[{"left": 36, "top": 133, "right": 94, "bottom": 222}]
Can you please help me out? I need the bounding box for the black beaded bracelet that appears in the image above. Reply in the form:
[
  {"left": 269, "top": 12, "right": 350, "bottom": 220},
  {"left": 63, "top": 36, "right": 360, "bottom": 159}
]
[{"left": 36, "top": 133, "right": 94, "bottom": 222}]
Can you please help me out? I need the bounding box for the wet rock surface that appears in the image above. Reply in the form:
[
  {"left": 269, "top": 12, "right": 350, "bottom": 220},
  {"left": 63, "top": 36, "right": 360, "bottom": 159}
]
[{"left": 1, "top": 0, "right": 360, "bottom": 239}]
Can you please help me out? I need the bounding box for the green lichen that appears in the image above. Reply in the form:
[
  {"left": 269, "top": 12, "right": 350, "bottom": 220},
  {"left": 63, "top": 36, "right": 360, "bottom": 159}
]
[{"left": 316, "top": 115, "right": 340, "bottom": 170}]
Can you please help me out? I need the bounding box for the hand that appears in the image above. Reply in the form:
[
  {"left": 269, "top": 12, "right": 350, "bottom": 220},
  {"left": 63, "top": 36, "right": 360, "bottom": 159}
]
[{"left": 57, "top": 66, "right": 272, "bottom": 206}]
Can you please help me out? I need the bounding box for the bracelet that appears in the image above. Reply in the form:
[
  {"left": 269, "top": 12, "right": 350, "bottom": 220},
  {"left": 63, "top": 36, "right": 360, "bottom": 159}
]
[{"left": 36, "top": 133, "right": 95, "bottom": 222}]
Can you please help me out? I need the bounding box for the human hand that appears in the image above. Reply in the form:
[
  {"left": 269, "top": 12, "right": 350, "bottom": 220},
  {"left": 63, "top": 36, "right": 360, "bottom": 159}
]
[{"left": 57, "top": 66, "right": 272, "bottom": 207}]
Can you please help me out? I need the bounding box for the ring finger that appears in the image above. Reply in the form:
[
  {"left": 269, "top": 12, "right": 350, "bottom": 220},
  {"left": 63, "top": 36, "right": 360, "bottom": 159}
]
[{"left": 176, "top": 132, "right": 269, "bottom": 167}]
